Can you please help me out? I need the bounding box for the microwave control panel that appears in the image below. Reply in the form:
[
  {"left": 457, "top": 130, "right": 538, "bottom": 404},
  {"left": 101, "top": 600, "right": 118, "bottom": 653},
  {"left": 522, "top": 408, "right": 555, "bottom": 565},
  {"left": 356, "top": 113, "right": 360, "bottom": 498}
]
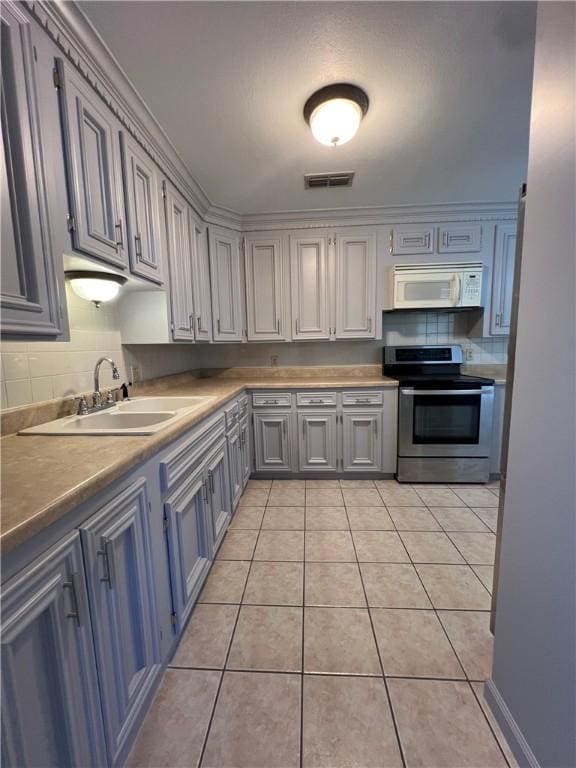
[{"left": 461, "top": 271, "right": 483, "bottom": 304}]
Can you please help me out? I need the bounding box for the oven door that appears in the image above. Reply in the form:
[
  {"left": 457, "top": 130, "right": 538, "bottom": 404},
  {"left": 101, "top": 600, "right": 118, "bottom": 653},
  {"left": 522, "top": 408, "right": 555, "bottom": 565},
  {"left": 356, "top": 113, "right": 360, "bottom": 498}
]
[{"left": 399, "top": 386, "right": 494, "bottom": 458}]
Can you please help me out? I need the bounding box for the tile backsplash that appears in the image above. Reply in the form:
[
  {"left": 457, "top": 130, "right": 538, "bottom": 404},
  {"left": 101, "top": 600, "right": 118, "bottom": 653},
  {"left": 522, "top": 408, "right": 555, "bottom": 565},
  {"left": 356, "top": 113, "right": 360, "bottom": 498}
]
[
  {"left": 0, "top": 286, "right": 127, "bottom": 409},
  {"left": 1, "top": 302, "right": 507, "bottom": 410}
]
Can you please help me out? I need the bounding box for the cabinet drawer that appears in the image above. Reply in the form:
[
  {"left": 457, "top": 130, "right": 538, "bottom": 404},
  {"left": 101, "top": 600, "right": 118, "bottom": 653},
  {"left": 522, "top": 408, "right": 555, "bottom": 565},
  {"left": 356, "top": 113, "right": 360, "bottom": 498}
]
[
  {"left": 296, "top": 392, "right": 338, "bottom": 407},
  {"left": 159, "top": 413, "right": 226, "bottom": 493},
  {"left": 342, "top": 391, "right": 383, "bottom": 406},
  {"left": 252, "top": 392, "right": 292, "bottom": 408}
]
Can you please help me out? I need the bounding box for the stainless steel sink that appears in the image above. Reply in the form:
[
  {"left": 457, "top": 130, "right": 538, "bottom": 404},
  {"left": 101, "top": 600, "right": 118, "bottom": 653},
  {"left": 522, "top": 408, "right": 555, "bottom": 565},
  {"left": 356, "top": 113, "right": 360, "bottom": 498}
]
[{"left": 19, "top": 395, "right": 216, "bottom": 436}]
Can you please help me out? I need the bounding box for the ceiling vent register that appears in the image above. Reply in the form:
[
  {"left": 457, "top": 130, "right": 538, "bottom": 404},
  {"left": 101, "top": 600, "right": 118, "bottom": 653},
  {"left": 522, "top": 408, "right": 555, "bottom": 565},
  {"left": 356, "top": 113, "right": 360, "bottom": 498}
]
[{"left": 304, "top": 172, "right": 355, "bottom": 189}]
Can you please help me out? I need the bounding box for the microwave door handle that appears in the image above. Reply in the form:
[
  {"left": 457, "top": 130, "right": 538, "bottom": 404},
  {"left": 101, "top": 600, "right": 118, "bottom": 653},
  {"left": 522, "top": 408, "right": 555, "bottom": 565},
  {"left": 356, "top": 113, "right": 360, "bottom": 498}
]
[{"left": 451, "top": 273, "right": 461, "bottom": 305}]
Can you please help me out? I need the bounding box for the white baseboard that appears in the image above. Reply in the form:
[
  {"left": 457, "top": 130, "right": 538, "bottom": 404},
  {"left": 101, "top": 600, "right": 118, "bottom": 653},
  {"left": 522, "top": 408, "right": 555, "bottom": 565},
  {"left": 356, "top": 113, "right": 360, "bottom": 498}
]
[{"left": 484, "top": 679, "right": 541, "bottom": 768}]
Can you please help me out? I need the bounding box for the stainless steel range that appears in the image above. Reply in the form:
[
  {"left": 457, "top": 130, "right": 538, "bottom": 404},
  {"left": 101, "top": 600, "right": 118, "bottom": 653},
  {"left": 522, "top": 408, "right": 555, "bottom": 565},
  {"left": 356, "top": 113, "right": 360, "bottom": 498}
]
[{"left": 383, "top": 345, "right": 495, "bottom": 483}]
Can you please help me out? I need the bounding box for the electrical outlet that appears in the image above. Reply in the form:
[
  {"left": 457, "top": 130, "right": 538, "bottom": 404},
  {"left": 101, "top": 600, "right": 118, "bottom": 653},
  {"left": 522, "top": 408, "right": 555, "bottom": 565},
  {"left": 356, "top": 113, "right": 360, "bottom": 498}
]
[
  {"left": 270, "top": 355, "right": 279, "bottom": 367},
  {"left": 464, "top": 348, "right": 474, "bottom": 362}
]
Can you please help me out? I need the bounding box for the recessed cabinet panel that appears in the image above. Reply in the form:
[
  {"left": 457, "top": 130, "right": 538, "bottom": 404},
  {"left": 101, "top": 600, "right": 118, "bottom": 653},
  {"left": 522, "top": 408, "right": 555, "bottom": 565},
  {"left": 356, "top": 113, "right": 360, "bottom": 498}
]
[
  {"left": 120, "top": 133, "right": 163, "bottom": 283},
  {"left": 210, "top": 228, "right": 244, "bottom": 341},
  {"left": 253, "top": 412, "right": 293, "bottom": 472},
  {"left": 165, "top": 182, "right": 195, "bottom": 341},
  {"left": 335, "top": 232, "right": 376, "bottom": 338},
  {"left": 164, "top": 467, "right": 210, "bottom": 629},
  {"left": 227, "top": 426, "right": 243, "bottom": 508},
  {"left": 342, "top": 411, "right": 383, "bottom": 472},
  {"left": 1, "top": 5, "right": 64, "bottom": 338},
  {"left": 205, "top": 442, "right": 232, "bottom": 555},
  {"left": 239, "top": 417, "right": 251, "bottom": 485},
  {"left": 245, "top": 236, "right": 285, "bottom": 341},
  {"left": 1, "top": 532, "right": 106, "bottom": 768},
  {"left": 491, "top": 224, "right": 516, "bottom": 335},
  {"left": 438, "top": 224, "right": 482, "bottom": 253},
  {"left": 191, "top": 214, "right": 212, "bottom": 341},
  {"left": 56, "top": 59, "right": 127, "bottom": 269},
  {"left": 298, "top": 412, "right": 338, "bottom": 472},
  {"left": 80, "top": 478, "right": 160, "bottom": 765},
  {"left": 391, "top": 227, "right": 434, "bottom": 255},
  {"left": 290, "top": 235, "right": 330, "bottom": 340}
]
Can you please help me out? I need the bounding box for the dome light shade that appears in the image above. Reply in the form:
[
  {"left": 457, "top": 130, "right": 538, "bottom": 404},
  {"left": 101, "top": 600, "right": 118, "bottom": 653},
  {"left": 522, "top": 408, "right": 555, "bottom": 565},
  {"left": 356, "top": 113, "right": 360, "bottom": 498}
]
[
  {"left": 66, "top": 271, "right": 127, "bottom": 308},
  {"left": 304, "top": 83, "right": 369, "bottom": 147}
]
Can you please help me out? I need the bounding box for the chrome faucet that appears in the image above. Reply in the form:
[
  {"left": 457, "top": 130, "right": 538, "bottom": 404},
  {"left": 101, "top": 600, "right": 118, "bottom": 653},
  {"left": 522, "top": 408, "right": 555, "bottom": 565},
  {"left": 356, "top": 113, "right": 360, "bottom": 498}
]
[{"left": 93, "top": 357, "right": 120, "bottom": 408}]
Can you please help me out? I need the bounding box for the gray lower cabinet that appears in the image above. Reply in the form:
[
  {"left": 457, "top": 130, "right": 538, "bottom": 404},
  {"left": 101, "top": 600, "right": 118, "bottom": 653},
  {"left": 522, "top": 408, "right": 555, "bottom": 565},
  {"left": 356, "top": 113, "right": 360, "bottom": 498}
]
[
  {"left": 298, "top": 412, "right": 338, "bottom": 472},
  {"left": 164, "top": 464, "right": 211, "bottom": 631},
  {"left": 205, "top": 439, "right": 232, "bottom": 555},
  {"left": 253, "top": 412, "right": 294, "bottom": 472},
  {"left": 227, "top": 423, "right": 243, "bottom": 508},
  {"left": 342, "top": 411, "right": 383, "bottom": 472},
  {"left": 80, "top": 477, "right": 160, "bottom": 766},
  {"left": 1, "top": 3, "right": 65, "bottom": 339},
  {"left": 239, "top": 416, "right": 251, "bottom": 485},
  {"left": 1, "top": 532, "right": 107, "bottom": 768},
  {"left": 56, "top": 59, "right": 127, "bottom": 270},
  {"left": 120, "top": 132, "right": 164, "bottom": 284}
]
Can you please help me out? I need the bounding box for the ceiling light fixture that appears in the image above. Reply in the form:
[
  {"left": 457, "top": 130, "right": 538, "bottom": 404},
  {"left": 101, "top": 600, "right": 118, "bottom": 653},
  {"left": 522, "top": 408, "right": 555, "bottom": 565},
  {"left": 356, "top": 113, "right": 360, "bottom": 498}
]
[
  {"left": 66, "top": 271, "right": 127, "bottom": 308},
  {"left": 304, "top": 83, "right": 369, "bottom": 147}
]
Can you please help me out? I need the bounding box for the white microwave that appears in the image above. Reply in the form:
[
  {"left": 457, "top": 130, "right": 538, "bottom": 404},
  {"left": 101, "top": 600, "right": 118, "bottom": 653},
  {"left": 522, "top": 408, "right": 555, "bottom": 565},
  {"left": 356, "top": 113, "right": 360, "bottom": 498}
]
[{"left": 392, "top": 262, "right": 484, "bottom": 310}]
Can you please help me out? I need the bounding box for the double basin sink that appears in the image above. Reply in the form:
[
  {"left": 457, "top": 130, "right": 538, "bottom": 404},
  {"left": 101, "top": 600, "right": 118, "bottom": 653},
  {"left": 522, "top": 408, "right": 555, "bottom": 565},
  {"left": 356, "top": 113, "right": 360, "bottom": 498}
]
[{"left": 20, "top": 396, "right": 216, "bottom": 436}]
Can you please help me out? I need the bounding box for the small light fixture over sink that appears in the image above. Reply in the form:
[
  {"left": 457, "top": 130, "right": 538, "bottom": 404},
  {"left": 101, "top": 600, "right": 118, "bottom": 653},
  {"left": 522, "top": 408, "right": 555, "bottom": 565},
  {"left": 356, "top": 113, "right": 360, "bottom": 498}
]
[
  {"left": 304, "top": 83, "right": 369, "bottom": 147},
  {"left": 66, "top": 271, "right": 127, "bottom": 308}
]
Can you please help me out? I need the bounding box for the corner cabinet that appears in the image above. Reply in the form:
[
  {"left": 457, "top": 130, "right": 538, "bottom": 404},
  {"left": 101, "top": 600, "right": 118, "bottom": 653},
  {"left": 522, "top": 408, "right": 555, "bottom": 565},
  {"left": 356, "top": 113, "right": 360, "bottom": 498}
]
[
  {"left": 55, "top": 59, "right": 127, "bottom": 270},
  {"left": 244, "top": 234, "right": 289, "bottom": 341},
  {"left": 1, "top": 3, "right": 65, "bottom": 339},
  {"left": 1, "top": 532, "right": 107, "bottom": 768},
  {"left": 164, "top": 180, "right": 195, "bottom": 341},
  {"left": 80, "top": 478, "right": 160, "bottom": 766},
  {"left": 490, "top": 224, "right": 517, "bottom": 335},
  {"left": 209, "top": 226, "right": 245, "bottom": 342},
  {"left": 120, "top": 132, "right": 164, "bottom": 284},
  {"left": 335, "top": 231, "right": 377, "bottom": 339}
]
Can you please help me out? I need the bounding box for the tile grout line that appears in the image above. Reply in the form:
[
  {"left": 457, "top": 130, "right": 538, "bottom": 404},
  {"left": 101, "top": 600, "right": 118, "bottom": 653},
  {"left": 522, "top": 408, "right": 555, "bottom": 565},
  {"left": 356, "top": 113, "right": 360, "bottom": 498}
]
[
  {"left": 196, "top": 485, "right": 270, "bottom": 768},
  {"left": 342, "top": 499, "right": 408, "bottom": 768}
]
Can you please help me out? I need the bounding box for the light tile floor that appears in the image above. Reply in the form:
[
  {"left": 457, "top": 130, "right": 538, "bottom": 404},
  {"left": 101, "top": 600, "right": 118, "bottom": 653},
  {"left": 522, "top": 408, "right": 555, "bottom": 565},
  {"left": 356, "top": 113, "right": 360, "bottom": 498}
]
[{"left": 128, "top": 479, "right": 517, "bottom": 768}]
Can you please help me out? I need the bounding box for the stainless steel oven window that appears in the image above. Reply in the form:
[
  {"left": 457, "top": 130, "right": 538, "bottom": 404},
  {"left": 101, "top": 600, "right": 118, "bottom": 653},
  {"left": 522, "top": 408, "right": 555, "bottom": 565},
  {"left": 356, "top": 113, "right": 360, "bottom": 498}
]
[{"left": 398, "top": 387, "right": 494, "bottom": 458}]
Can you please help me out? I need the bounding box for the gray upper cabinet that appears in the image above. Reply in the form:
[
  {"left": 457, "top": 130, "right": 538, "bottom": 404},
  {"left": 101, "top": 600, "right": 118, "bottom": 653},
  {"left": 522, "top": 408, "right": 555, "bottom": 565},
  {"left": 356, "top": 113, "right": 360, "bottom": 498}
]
[
  {"left": 1, "top": 4, "right": 65, "bottom": 339},
  {"left": 391, "top": 226, "right": 434, "bottom": 256},
  {"left": 491, "top": 224, "right": 516, "bottom": 335},
  {"left": 190, "top": 213, "right": 213, "bottom": 341},
  {"left": 120, "top": 132, "right": 164, "bottom": 284},
  {"left": 245, "top": 235, "right": 288, "bottom": 341},
  {"left": 290, "top": 233, "right": 330, "bottom": 340},
  {"left": 164, "top": 181, "right": 195, "bottom": 341},
  {"left": 335, "top": 231, "right": 377, "bottom": 339},
  {"left": 55, "top": 59, "right": 127, "bottom": 270},
  {"left": 438, "top": 224, "right": 482, "bottom": 253},
  {"left": 209, "top": 226, "right": 244, "bottom": 342}
]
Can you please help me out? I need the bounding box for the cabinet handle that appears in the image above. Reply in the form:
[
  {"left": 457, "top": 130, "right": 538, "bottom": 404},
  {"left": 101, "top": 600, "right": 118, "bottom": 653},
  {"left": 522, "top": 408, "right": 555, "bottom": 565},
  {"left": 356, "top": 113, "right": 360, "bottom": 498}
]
[
  {"left": 495, "top": 313, "right": 500, "bottom": 327},
  {"left": 208, "top": 469, "right": 215, "bottom": 494},
  {"left": 115, "top": 221, "right": 124, "bottom": 248},
  {"left": 63, "top": 571, "right": 87, "bottom": 627},
  {"left": 197, "top": 316, "right": 201, "bottom": 334},
  {"left": 373, "top": 420, "right": 378, "bottom": 435},
  {"left": 295, "top": 319, "right": 300, "bottom": 335},
  {"left": 302, "top": 419, "right": 306, "bottom": 436},
  {"left": 264, "top": 399, "right": 278, "bottom": 404},
  {"left": 98, "top": 538, "right": 115, "bottom": 589},
  {"left": 189, "top": 314, "right": 195, "bottom": 333},
  {"left": 134, "top": 233, "right": 142, "bottom": 257},
  {"left": 277, "top": 318, "right": 281, "bottom": 335},
  {"left": 368, "top": 317, "right": 372, "bottom": 333},
  {"left": 217, "top": 318, "right": 221, "bottom": 335},
  {"left": 282, "top": 420, "right": 287, "bottom": 436},
  {"left": 202, "top": 480, "right": 208, "bottom": 503},
  {"left": 355, "top": 398, "right": 370, "bottom": 404}
]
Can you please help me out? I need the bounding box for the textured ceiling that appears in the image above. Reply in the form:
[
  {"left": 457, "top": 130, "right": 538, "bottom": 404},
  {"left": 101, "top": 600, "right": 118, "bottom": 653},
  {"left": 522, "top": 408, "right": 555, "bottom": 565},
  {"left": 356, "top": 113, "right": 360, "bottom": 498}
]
[{"left": 79, "top": 1, "right": 536, "bottom": 213}]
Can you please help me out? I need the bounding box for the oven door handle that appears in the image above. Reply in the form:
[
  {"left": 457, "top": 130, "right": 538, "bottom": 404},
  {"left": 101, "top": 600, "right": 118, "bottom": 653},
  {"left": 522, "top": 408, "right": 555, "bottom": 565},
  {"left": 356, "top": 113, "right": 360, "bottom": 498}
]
[{"left": 400, "top": 388, "right": 487, "bottom": 396}]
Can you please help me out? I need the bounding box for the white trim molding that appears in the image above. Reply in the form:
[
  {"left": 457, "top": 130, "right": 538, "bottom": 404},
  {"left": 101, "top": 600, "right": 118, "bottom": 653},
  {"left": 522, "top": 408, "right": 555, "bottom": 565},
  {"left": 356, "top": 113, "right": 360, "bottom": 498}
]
[{"left": 484, "top": 679, "right": 542, "bottom": 768}]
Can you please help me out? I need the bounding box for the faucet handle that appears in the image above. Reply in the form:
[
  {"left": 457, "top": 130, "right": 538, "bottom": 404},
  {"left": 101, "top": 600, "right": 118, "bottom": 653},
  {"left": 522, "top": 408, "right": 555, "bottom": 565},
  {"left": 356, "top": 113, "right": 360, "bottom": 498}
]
[
  {"left": 105, "top": 389, "right": 116, "bottom": 405},
  {"left": 76, "top": 395, "right": 89, "bottom": 415}
]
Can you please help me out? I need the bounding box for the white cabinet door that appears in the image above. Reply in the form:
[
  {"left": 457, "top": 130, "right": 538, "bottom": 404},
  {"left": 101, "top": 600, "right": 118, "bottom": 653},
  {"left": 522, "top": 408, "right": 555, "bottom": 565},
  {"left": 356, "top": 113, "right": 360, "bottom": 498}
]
[
  {"left": 190, "top": 213, "right": 213, "bottom": 341},
  {"left": 245, "top": 235, "right": 287, "bottom": 341},
  {"left": 335, "top": 231, "right": 377, "bottom": 338},
  {"left": 253, "top": 412, "right": 293, "bottom": 472},
  {"left": 491, "top": 224, "right": 517, "bottom": 335},
  {"left": 342, "top": 411, "right": 383, "bottom": 472},
  {"left": 290, "top": 234, "right": 330, "bottom": 340},
  {"left": 165, "top": 182, "right": 195, "bottom": 341},
  {"left": 298, "top": 412, "right": 338, "bottom": 472},
  {"left": 209, "top": 227, "right": 244, "bottom": 342}
]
